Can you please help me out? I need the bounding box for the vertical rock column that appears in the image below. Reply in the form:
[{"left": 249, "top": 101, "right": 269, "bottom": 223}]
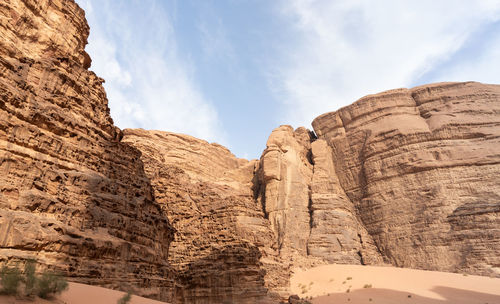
[
  {"left": 308, "top": 139, "right": 382, "bottom": 264},
  {"left": 258, "top": 126, "right": 381, "bottom": 266},
  {"left": 259, "top": 126, "right": 313, "bottom": 257}
]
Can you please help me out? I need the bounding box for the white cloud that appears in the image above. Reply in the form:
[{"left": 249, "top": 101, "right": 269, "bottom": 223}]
[
  {"left": 273, "top": 0, "right": 500, "bottom": 127},
  {"left": 78, "top": 0, "right": 226, "bottom": 145}
]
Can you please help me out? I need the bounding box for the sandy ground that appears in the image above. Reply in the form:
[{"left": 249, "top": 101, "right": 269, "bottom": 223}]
[
  {"left": 290, "top": 264, "right": 500, "bottom": 304},
  {"left": 0, "top": 282, "right": 168, "bottom": 304}
]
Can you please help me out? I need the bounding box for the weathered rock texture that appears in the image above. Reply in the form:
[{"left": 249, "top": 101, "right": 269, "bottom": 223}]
[
  {"left": 312, "top": 82, "right": 500, "bottom": 277},
  {"left": 1, "top": 0, "right": 500, "bottom": 303},
  {"left": 0, "top": 0, "right": 175, "bottom": 301},
  {"left": 122, "top": 81, "right": 500, "bottom": 303},
  {"left": 122, "top": 129, "right": 286, "bottom": 303},
  {"left": 256, "top": 126, "right": 382, "bottom": 266}
]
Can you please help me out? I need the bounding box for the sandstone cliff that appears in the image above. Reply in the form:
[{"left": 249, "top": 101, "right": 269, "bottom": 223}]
[
  {"left": 122, "top": 129, "right": 285, "bottom": 303},
  {"left": 312, "top": 82, "right": 500, "bottom": 276},
  {"left": 0, "top": 0, "right": 175, "bottom": 301},
  {"left": 121, "top": 82, "right": 500, "bottom": 303},
  {"left": 1, "top": 0, "right": 499, "bottom": 303},
  {"left": 256, "top": 126, "right": 382, "bottom": 266}
]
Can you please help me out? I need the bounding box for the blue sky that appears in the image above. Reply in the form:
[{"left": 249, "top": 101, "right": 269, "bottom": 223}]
[{"left": 77, "top": 0, "right": 500, "bottom": 159}]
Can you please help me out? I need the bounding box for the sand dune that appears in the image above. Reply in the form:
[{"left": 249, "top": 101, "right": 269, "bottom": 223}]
[
  {"left": 0, "top": 282, "right": 168, "bottom": 304},
  {"left": 2, "top": 266, "right": 499, "bottom": 303},
  {"left": 291, "top": 264, "right": 500, "bottom": 304}
]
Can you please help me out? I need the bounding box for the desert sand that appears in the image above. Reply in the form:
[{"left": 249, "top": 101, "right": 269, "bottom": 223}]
[
  {"left": 0, "top": 282, "right": 168, "bottom": 304},
  {"left": 291, "top": 264, "right": 500, "bottom": 304}
]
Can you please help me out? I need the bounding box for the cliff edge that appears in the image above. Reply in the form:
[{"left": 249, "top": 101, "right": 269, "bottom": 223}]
[{"left": 0, "top": 1, "right": 499, "bottom": 303}]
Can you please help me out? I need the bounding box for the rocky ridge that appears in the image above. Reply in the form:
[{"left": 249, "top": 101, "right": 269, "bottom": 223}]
[{"left": 0, "top": 0, "right": 499, "bottom": 303}]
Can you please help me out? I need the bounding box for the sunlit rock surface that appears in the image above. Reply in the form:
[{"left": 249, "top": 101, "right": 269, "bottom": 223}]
[
  {"left": 0, "top": 0, "right": 176, "bottom": 301},
  {"left": 1, "top": 1, "right": 499, "bottom": 303}
]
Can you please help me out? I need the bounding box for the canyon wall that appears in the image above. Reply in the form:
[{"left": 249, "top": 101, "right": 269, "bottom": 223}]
[
  {"left": 256, "top": 126, "right": 383, "bottom": 266},
  {"left": 122, "top": 129, "right": 285, "bottom": 303},
  {"left": 123, "top": 82, "right": 500, "bottom": 302},
  {"left": 312, "top": 82, "right": 500, "bottom": 276},
  {"left": 0, "top": 0, "right": 499, "bottom": 303},
  {"left": 0, "top": 0, "right": 176, "bottom": 301}
]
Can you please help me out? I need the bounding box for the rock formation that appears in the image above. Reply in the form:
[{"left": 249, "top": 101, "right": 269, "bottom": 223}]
[
  {"left": 122, "top": 129, "right": 285, "bottom": 303},
  {"left": 312, "top": 82, "right": 500, "bottom": 276},
  {"left": 256, "top": 126, "right": 382, "bottom": 266},
  {"left": 123, "top": 81, "right": 500, "bottom": 302},
  {"left": 0, "top": 0, "right": 175, "bottom": 301},
  {"left": 1, "top": 0, "right": 499, "bottom": 303}
]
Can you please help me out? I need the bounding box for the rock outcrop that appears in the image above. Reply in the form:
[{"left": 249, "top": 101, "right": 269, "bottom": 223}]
[
  {"left": 1, "top": 0, "right": 499, "bottom": 303},
  {"left": 122, "top": 129, "right": 286, "bottom": 303},
  {"left": 0, "top": 0, "right": 175, "bottom": 301},
  {"left": 122, "top": 81, "right": 500, "bottom": 302},
  {"left": 312, "top": 82, "right": 500, "bottom": 277},
  {"left": 256, "top": 126, "right": 382, "bottom": 265}
]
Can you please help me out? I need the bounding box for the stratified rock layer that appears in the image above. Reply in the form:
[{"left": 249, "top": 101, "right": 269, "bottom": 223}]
[
  {"left": 1, "top": 0, "right": 499, "bottom": 302},
  {"left": 256, "top": 126, "right": 382, "bottom": 265},
  {"left": 124, "top": 81, "right": 500, "bottom": 302},
  {"left": 0, "top": 0, "right": 175, "bottom": 300},
  {"left": 312, "top": 82, "right": 500, "bottom": 277},
  {"left": 122, "top": 129, "right": 286, "bottom": 303}
]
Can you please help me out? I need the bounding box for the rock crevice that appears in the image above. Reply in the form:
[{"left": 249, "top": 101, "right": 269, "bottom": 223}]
[{"left": 1, "top": 1, "right": 499, "bottom": 303}]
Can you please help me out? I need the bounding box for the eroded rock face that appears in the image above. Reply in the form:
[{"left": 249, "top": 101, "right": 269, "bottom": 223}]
[
  {"left": 122, "top": 129, "right": 286, "bottom": 303},
  {"left": 258, "top": 126, "right": 313, "bottom": 257},
  {"left": 0, "top": 0, "right": 175, "bottom": 300},
  {"left": 1, "top": 0, "right": 499, "bottom": 302},
  {"left": 255, "top": 126, "right": 383, "bottom": 266},
  {"left": 308, "top": 139, "right": 382, "bottom": 265},
  {"left": 312, "top": 82, "right": 500, "bottom": 277}
]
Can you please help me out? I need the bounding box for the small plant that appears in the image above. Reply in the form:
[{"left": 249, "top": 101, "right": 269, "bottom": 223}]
[
  {"left": 369, "top": 298, "right": 373, "bottom": 302},
  {"left": 342, "top": 281, "right": 346, "bottom": 284},
  {"left": 363, "top": 284, "right": 372, "bottom": 288},
  {"left": 0, "top": 260, "right": 68, "bottom": 299},
  {"left": 346, "top": 276, "right": 352, "bottom": 280},
  {"left": 36, "top": 272, "right": 68, "bottom": 299},
  {"left": 117, "top": 291, "right": 132, "bottom": 304},
  {"left": 24, "top": 259, "right": 36, "bottom": 295},
  {"left": 0, "top": 265, "right": 23, "bottom": 295},
  {"left": 346, "top": 288, "right": 350, "bottom": 293},
  {"left": 408, "top": 294, "right": 412, "bottom": 298}
]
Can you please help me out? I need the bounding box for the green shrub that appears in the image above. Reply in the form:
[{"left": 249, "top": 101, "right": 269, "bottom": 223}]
[
  {"left": 0, "top": 260, "right": 68, "bottom": 299},
  {"left": 35, "top": 272, "right": 68, "bottom": 299},
  {"left": 0, "top": 265, "right": 23, "bottom": 295},
  {"left": 24, "top": 259, "right": 36, "bottom": 295},
  {"left": 117, "top": 291, "right": 132, "bottom": 304}
]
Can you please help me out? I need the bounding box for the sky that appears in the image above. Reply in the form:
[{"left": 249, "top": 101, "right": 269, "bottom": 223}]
[{"left": 76, "top": 0, "right": 500, "bottom": 159}]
